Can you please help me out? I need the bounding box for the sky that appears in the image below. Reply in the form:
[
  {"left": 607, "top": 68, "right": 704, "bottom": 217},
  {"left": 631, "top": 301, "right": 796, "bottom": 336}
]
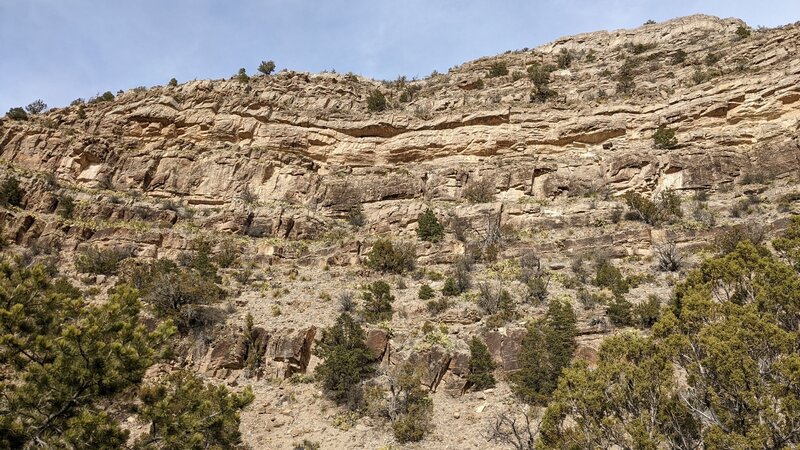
[{"left": 2, "top": 0, "right": 799, "bottom": 112}]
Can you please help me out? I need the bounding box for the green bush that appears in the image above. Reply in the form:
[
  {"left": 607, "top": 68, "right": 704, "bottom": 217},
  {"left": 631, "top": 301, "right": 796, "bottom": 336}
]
[
  {"left": 464, "top": 178, "right": 495, "bottom": 203},
  {"left": 616, "top": 60, "right": 637, "bottom": 94},
  {"left": 258, "top": 60, "right": 276, "bottom": 75},
  {"left": 524, "top": 276, "right": 549, "bottom": 304},
  {"left": 6, "top": 107, "right": 27, "bottom": 120},
  {"left": 773, "top": 215, "right": 800, "bottom": 271},
  {"left": 441, "top": 277, "right": 460, "bottom": 297},
  {"left": 0, "top": 176, "right": 22, "bottom": 207},
  {"left": 653, "top": 126, "right": 678, "bottom": 149},
  {"left": 391, "top": 364, "right": 433, "bottom": 443},
  {"left": 417, "top": 208, "right": 444, "bottom": 242},
  {"left": 362, "top": 280, "right": 394, "bottom": 322},
  {"left": 74, "top": 246, "right": 132, "bottom": 275},
  {"left": 168, "top": 78, "right": 178, "bottom": 87},
  {"left": 634, "top": 294, "right": 661, "bottom": 328},
  {"left": 622, "top": 191, "right": 658, "bottom": 224},
  {"left": 467, "top": 336, "right": 496, "bottom": 390},
  {"left": 671, "top": 49, "right": 687, "bottom": 65},
  {"left": 25, "top": 100, "right": 47, "bottom": 115},
  {"left": 477, "top": 283, "right": 517, "bottom": 323},
  {"left": 622, "top": 190, "right": 681, "bottom": 225},
  {"left": 120, "top": 259, "right": 225, "bottom": 333},
  {"left": 88, "top": 91, "right": 114, "bottom": 104},
  {"left": 594, "top": 260, "right": 629, "bottom": 297},
  {"left": 314, "top": 313, "right": 375, "bottom": 406},
  {"left": 366, "top": 89, "right": 387, "bottom": 112},
  {"left": 487, "top": 62, "right": 509, "bottom": 78},
  {"left": 236, "top": 68, "right": 250, "bottom": 83},
  {"left": 528, "top": 63, "right": 557, "bottom": 102},
  {"left": 56, "top": 195, "right": 75, "bottom": 219},
  {"left": 606, "top": 297, "right": 634, "bottom": 327},
  {"left": 418, "top": 284, "right": 435, "bottom": 300},
  {"left": 365, "top": 239, "right": 415, "bottom": 273},
  {"left": 705, "top": 52, "right": 721, "bottom": 66},
  {"left": 735, "top": 25, "right": 751, "bottom": 40},
  {"left": 626, "top": 42, "right": 657, "bottom": 54},
  {"left": 426, "top": 297, "right": 450, "bottom": 315},
  {"left": 186, "top": 236, "right": 220, "bottom": 281},
  {"left": 556, "top": 49, "right": 573, "bottom": 68}
]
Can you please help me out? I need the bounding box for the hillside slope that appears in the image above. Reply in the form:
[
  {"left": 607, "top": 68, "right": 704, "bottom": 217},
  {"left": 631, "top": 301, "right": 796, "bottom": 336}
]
[{"left": 1, "top": 14, "right": 800, "bottom": 449}]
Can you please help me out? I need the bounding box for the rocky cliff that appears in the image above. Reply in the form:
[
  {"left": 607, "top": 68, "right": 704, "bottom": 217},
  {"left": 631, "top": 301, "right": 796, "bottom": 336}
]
[{"left": 2, "top": 14, "right": 800, "bottom": 449}]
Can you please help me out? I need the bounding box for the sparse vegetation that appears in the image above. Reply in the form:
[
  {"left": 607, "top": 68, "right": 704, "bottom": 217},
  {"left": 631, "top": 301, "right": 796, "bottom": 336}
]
[
  {"left": 88, "top": 91, "right": 115, "bottom": 104},
  {"left": 418, "top": 284, "right": 435, "bottom": 300},
  {"left": 464, "top": 178, "right": 496, "bottom": 203},
  {"left": 653, "top": 125, "right": 678, "bottom": 149},
  {"left": 6, "top": 107, "right": 28, "bottom": 120},
  {"left": 556, "top": 49, "right": 573, "bottom": 68},
  {"left": 735, "top": 25, "right": 751, "bottom": 40},
  {"left": 487, "top": 62, "right": 509, "bottom": 78},
  {"left": 671, "top": 48, "right": 687, "bottom": 65},
  {"left": 365, "top": 239, "right": 415, "bottom": 273},
  {"left": 390, "top": 364, "right": 433, "bottom": 443},
  {"left": 74, "top": 246, "right": 132, "bottom": 275},
  {"left": 25, "top": 99, "right": 47, "bottom": 115},
  {"left": 0, "top": 176, "right": 22, "bottom": 207},
  {"left": 258, "top": 60, "right": 276, "bottom": 75},
  {"left": 367, "top": 89, "right": 387, "bottom": 112},
  {"left": 655, "top": 241, "right": 682, "bottom": 271},
  {"left": 362, "top": 280, "right": 395, "bottom": 322},
  {"left": 236, "top": 68, "right": 250, "bottom": 83},
  {"left": 622, "top": 189, "right": 682, "bottom": 225}
]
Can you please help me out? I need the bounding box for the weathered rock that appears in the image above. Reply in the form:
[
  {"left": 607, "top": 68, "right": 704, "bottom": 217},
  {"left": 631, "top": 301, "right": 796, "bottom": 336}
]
[
  {"left": 268, "top": 327, "right": 317, "bottom": 377},
  {"left": 365, "top": 328, "right": 389, "bottom": 360},
  {"left": 484, "top": 328, "right": 527, "bottom": 373}
]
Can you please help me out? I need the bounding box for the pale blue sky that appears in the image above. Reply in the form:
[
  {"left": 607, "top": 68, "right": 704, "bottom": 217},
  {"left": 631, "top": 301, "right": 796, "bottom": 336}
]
[{"left": 2, "top": 0, "right": 799, "bottom": 112}]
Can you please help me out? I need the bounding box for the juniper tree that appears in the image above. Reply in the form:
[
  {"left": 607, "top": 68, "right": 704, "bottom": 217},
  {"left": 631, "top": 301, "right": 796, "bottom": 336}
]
[
  {"left": 313, "top": 313, "right": 375, "bottom": 406},
  {"left": 417, "top": 208, "right": 444, "bottom": 242},
  {"left": 467, "top": 336, "right": 496, "bottom": 390}
]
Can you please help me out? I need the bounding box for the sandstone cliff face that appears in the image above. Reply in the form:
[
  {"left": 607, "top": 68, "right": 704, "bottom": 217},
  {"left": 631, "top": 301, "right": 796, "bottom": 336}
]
[{"left": 2, "top": 14, "right": 800, "bottom": 449}]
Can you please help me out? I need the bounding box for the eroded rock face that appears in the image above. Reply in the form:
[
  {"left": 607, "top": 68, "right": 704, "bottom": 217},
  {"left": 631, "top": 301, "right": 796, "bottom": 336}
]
[
  {"left": 202, "top": 326, "right": 315, "bottom": 379},
  {"left": 365, "top": 328, "right": 389, "bottom": 360},
  {"left": 3, "top": 17, "right": 800, "bottom": 265},
  {"left": 268, "top": 327, "right": 317, "bottom": 377}
]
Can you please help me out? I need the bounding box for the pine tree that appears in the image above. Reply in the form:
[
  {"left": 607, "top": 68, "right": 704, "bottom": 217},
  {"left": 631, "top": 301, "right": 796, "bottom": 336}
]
[
  {"left": 466, "top": 336, "right": 496, "bottom": 390},
  {"left": 135, "top": 371, "right": 254, "bottom": 449},
  {"left": 0, "top": 262, "right": 175, "bottom": 448}
]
